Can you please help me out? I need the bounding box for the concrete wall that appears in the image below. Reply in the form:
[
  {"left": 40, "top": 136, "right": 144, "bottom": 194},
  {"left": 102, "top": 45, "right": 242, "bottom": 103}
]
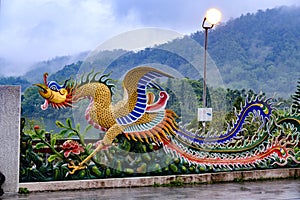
[{"left": 0, "top": 86, "right": 21, "bottom": 193}]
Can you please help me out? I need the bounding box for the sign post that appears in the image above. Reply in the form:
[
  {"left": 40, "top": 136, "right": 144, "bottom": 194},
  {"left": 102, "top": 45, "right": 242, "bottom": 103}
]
[{"left": 198, "top": 108, "right": 213, "bottom": 122}]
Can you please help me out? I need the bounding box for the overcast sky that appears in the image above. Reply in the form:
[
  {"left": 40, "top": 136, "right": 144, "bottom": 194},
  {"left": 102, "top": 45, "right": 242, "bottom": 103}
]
[{"left": 0, "top": 0, "right": 299, "bottom": 76}]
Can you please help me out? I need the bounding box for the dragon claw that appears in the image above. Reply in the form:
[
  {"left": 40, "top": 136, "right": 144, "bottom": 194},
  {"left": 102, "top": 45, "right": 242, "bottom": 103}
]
[{"left": 68, "top": 161, "right": 87, "bottom": 175}]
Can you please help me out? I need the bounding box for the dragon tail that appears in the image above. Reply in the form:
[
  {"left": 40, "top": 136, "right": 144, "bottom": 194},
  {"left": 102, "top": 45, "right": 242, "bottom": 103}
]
[{"left": 177, "top": 96, "right": 273, "bottom": 145}]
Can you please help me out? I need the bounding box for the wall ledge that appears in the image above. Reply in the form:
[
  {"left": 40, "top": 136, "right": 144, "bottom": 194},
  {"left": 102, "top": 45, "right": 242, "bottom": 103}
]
[{"left": 19, "top": 168, "right": 300, "bottom": 192}]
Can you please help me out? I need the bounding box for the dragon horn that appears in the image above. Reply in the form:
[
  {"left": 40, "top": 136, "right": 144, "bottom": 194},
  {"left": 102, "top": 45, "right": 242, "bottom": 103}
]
[{"left": 43, "top": 73, "right": 49, "bottom": 85}]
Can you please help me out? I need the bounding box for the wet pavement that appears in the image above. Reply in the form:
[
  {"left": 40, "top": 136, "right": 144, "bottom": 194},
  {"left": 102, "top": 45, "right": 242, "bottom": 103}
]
[{"left": 2, "top": 179, "right": 300, "bottom": 200}]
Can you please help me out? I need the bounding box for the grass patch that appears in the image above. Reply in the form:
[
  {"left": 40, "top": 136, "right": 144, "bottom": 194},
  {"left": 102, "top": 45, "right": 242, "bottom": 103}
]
[{"left": 18, "top": 187, "right": 30, "bottom": 194}]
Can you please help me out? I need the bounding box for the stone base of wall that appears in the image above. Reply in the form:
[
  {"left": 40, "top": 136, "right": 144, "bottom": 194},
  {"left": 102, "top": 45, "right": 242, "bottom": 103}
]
[
  {"left": 0, "top": 86, "right": 21, "bottom": 193},
  {"left": 19, "top": 168, "right": 300, "bottom": 192}
]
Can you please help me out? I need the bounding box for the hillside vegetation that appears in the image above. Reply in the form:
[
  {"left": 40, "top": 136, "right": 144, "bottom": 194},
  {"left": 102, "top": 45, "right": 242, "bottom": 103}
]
[
  {"left": 192, "top": 6, "right": 300, "bottom": 97},
  {"left": 13, "top": 6, "right": 299, "bottom": 132},
  {"left": 1, "top": 6, "right": 299, "bottom": 97}
]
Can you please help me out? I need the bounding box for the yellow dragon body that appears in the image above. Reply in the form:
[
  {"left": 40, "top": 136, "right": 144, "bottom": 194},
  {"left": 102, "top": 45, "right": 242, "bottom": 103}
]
[{"left": 35, "top": 66, "right": 178, "bottom": 173}]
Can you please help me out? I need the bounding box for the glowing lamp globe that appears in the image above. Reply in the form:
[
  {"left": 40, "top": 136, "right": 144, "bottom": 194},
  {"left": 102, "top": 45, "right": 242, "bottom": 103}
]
[{"left": 205, "top": 8, "right": 222, "bottom": 25}]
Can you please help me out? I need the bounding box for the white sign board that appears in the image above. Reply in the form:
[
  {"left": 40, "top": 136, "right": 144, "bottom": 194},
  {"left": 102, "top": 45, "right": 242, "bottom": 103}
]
[{"left": 198, "top": 108, "right": 213, "bottom": 121}]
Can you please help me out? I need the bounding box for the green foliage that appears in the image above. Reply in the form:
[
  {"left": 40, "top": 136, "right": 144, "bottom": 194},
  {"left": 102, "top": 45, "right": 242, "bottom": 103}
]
[
  {"left": 0, "top": 76, "right": 30, "bottom": 92},
  {"left": 20, "top": 116, "right": 213, "bottom": 182},
  {"left": 18, "top": 187, "right": 30, "bottom": 194},
  {"left": 20, "top": 118, "right": 97, "bottom": 181},
  {"left": 28, "top": 125, "right": 64, "bottom": 162},
  {"left": 48, "top": 61, "right": 82, "bottom": 83}
]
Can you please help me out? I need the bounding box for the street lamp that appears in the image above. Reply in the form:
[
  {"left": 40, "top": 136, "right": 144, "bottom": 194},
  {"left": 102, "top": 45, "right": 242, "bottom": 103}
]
[{"left": 201, "top": 8, "right": 221, "bottom": 133}]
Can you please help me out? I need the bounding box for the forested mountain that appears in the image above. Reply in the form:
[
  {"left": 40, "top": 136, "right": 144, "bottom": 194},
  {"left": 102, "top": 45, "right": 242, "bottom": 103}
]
[
  {"left": 0, "top": 76, "right": 30, "bottom": 92},
  {"left": 1, "top": 6, "right": 299, "bottom": 98},
  {"left": 80, "top": 6, "right": 300, "bottom": 97},
  {"left": 191, "top": 6, "right": 300, "bottom": 97},
  {"left": 22, "top": 51, "right": 89, "bottom": 83},
  {"left": 15, "top": 6, "right": 300, "bottom": 132}
]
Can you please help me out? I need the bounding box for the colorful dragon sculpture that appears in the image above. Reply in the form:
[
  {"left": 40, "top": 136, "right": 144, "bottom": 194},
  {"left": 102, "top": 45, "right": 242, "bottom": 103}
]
[{"left": 34, "top": 66, "right": 300, "bottom": 175}]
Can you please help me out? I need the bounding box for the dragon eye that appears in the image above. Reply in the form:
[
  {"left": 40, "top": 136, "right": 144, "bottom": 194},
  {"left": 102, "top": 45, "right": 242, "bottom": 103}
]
[
  {"left": 50, "top": 85, "right": 58, "bottom": 91},
  {"left": 48, "top": 81, "right": 61, "bottom": 92}
]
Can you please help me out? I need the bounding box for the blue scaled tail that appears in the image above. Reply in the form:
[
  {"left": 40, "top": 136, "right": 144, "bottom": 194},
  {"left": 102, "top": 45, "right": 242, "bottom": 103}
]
[{"left": 176, "top": 96, "right": 273, "bottom": 145}]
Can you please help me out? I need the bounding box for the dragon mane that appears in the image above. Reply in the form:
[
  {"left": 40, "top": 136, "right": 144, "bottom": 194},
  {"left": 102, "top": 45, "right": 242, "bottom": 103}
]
[{"left": 75, "top": 70, "right": 115, "bottom": 95}]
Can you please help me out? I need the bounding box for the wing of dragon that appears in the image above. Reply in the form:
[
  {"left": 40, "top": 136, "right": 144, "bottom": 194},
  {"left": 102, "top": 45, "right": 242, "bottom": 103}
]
[
  {"left": 113, "top": 66, "right": 178, "bottom": 144},
  {"left": 113, "top": 66, "right": 174, "bottom": 125}
]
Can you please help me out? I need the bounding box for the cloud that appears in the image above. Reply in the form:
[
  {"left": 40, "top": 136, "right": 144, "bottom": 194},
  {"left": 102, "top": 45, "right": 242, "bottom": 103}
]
[
  {"left": 0, "top": 0, "right": 299, "bottom": 76},
  {"left": 110, "top": 0, "right": 300, "bottom": 33},
  {"left": 0, "top": 0, "right": 141, "bottom": 75}
]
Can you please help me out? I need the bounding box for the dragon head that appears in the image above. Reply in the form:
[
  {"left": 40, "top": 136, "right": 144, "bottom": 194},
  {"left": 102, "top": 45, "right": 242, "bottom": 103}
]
[{"left": 34, "top": 73, "right": 73, "bottom": 110}]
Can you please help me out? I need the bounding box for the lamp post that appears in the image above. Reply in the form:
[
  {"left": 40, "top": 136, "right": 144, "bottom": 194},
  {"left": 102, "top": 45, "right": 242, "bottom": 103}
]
[{"left": 201, "top": 8, "right": 221, "bottom": 133}]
